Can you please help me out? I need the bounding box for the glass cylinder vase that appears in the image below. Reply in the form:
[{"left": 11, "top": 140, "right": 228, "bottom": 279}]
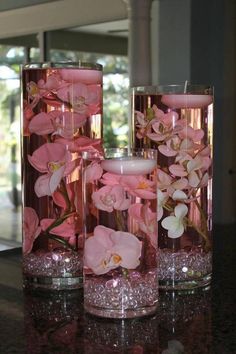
[
  {"left": 82, "top": 148, "right": 158, "bottom": 318},
  {"left": 131, "top": 84, "right": 213, "bottom": 290},
  {"left": 21, "top": 62, "right": 103, "bottom": 290}
]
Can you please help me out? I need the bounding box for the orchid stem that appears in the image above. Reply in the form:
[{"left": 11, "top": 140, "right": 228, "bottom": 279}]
[{"left": 47, "top": 234, "right": 76, "bottom": 251}]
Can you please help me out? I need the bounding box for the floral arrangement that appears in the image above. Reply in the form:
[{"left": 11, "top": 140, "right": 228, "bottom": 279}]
[
  {"left": 83, "top": 158, "right": 157, "bottom": 276},
  {"left": 134, "top": 102, "right": 212, "bottom": 251},
  {"left": 22, "top": 68, "right": 102, "bottom": 255}
]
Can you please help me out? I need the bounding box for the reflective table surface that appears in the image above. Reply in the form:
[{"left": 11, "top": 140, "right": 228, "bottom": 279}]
[{"left": 0, "top": 225, "right": 235, "bottom": 354}]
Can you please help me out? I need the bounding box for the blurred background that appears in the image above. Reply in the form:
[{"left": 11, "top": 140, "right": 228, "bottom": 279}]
[{"left": 0, "top": 0, "right": 235, "bottom": 250}]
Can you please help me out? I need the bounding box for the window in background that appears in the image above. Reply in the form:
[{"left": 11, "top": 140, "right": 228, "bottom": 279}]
[
  {"left": 0, "top": 45, "right": 129, "bottom": 250},
  {"left": 0, "top": 46, "right": 23, "bottom": 249}
]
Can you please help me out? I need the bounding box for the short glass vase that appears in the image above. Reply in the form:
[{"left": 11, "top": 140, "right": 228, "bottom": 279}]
[{"left": 82, "top": 148, "right": 158, "bottom": 318}]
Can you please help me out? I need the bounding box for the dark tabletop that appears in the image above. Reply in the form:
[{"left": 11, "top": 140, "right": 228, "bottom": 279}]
[{"left": 0, "top": 224, "right": 235, "bottom": 354}]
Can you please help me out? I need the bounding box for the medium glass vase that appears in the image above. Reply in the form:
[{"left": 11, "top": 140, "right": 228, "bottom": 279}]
[
  {"left": 131, "top": 84, "right": 213, "bottom": 290},
  {"left": 21, "top": 62, "right": 103, "bottom": 290},
  {"left": 82, "top": 148, "right": 158, "bottom": 318}
]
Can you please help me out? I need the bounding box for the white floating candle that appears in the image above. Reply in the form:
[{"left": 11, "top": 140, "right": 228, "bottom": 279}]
[
  {"left": 161, "top": 94, "right": 213, "bottom": 109},
  {"left": 59, "top": 69, "right": 102, "bottom": 84},
  {"left": 101, "top": 157, "right": 156, "bottom": 175}
]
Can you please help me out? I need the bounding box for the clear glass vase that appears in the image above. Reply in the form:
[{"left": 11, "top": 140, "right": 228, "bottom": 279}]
[
  {"left": 131, "top": 84, "right": 213, "bottom": 290},
  {"left": 21, "top": 62, "right": 103, "bottom": 290},
  {"left": 82, "top": 148, "right": 158, "bottom": 318}
]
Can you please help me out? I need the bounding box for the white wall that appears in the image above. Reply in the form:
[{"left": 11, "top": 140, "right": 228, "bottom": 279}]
[
  {"left": 151, "top": 0, "right": 191, "bottom": 85},
  {"left": 151, "top": 0, "right": 236, "bottom": 224}
]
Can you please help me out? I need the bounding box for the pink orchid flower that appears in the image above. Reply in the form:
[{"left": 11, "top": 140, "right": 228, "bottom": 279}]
[
  {"left": 56, "top": 83, "right": 101, "bottom": 115},
  {"left": 84, "top": 225, "right": 142, "bottom": 275},
  {"left": 128, "top": 203, "right": 157, "bottom": 248},
  {"left": 28, "top": 110, "right": 87, "bottom": 138},
  {"left": 147, "top": 111, "right": 182, "bottom": 142},
  {"left": 37, "top": 73, "right": 62, "bottom": 91},
  {"left": 135, "top": 110, "right": 153, "bottom": 139},
  {"left": 119, "top": 175, "right": 156, "bottom": 200},
  {"left": 187, "top": 155, "right": 211, "bottom": 187},
  {"left": 178, "top": 126, "right": 204, "bottom": 142},
  {"left": 100, "top": 172, "right": 121, "bottom": 186},
  {"left": 92, "top": 185, "right": 130, "bottom": 212},
  {"left": 28, "top": 143, "right": 76, "bottom": 197},
  {"left": 26, "top": 76, "right": 63, "bottom": 109},
  {"left": 161, "top": 203, "right": 188, "bottom": 238},
  {"left": 84, "top": 162, "right": 103, "bottom": 183},
  {"left": 169, "top": 164, "right": 188, "bottom": 177},
  {"left": 157, "top": 169, "right": 188, "bottom": 195},
  {"left": 158, "top": 136, "right": 195, "bottom": 157},
  {"left": 23, "top": 207, "right": 41, "bottom": 254}
]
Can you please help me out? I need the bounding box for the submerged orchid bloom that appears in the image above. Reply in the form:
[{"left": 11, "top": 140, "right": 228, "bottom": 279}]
[
  {"left": 178, "top": 125, "right": 204, "bottom": 142},
  {"left": 128, "top": 203, "right": 157, "bottom": 248},
  {"left": 161, "top": 203, "right": 188, "bottom": 238},
  {"left": 56, "top": 83, "right": 101, "bottom": 114},
  {"left": 120, "top": 175, "right": 156, "bottom": 200},
  {"left": 158, "top": 136, "right": 195, "bottom": 157},
  {"left": 100, "top": 172, "right": 121, "bottom": 186},
  {"left": 28, "top": 110, "right": 87, "bottom": 138},
  {"left": 135, "top": 110, "right": 153, "bottom": 139},
  {"left": 84, "top": 225, "right": 142, "bottom": 275},
  {"left": 147, "top": 110, "right": 182, "bottom": 142},
  {"left": 92, "top": 185, "right": 130, "bottom": 212},
  {"left": 28, "top": 143, "right": 76, "bottom": 197},
  {"left": 37, "top": 73, "right": 62, "bottom": 91},
  {"left": 23, "top": 207, "right": 41, "bottom": 254},
  {"left": 157, "top": 169, "right": 188, "bottom": 195},
  {"left": 84, "top": 162, "right": 103, "bottom": 183}
]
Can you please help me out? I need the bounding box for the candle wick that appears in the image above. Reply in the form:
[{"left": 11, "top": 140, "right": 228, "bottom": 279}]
[{"left": 184, "top": 80, "right": 188, "bottom": 93}]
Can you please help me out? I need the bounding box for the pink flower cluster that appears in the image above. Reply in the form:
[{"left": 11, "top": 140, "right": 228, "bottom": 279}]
[
  {"left": 83, "top": 162, "right": 157, "bottom": 275},
  {"left": 23, "top": 69, "right": 102, "bottom": 254},
  {"left": 135, "top": 104, "right": 212, "bottom": 239}
]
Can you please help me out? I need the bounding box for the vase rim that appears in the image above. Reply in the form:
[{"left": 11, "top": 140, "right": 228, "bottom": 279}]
[
  {"left": 22, "top": 61, "right": 103, "bottom": 71},
  {"left": 131, "top": 84, "right": 213, "bottom": 95}
]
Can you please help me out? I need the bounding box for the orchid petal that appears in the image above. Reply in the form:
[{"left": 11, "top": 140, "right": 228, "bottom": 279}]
[
  {"left": 174, "top": 203, "right": 188, "bottom": 219},
  {"left": 49, "top": 165, "right": 65, "bottom": 194},
  {"left": 169, "top": 164, "right": 187, "bottom": 177},
  {"left": 172, "top": 190, "right": 188, "bottom": 200},
  {"left": 34, "top": 174, "right": 51, "bottom": 197}
]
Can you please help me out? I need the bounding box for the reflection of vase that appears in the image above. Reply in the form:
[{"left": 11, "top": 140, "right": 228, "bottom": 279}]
[
  {"left": 84, "top": 313, "right": 159, "bottom": 353},
  {"left": 24, "top": 290, "right": 83, "bottom": 354},
  {"left": 21, "top": 62, "right": 103, "bottom": 290},
  {"left": 158, "top": 288, "right": 212, "bottom": 353},
  {"left": 131, "top": 84, "right": 213, "bottom": 290},
  {"left": 82, "top": 148, "right": 158, "bottom": 318}
]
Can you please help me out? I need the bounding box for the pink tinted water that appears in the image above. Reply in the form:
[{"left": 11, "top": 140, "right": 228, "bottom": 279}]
[
  {"left": 131, "top": 93, "right": 213, "bottom": 289},
  {"left": 83, "top": 156, "right": 158, "bottom": 317},
  {"left": 22, "top": 67, "right": 102, "bottom": 289}
]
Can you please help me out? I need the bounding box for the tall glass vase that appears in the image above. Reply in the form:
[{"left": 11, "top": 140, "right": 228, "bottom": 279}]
[
  {"left": 21, "top": 62, "right": 103, "bottom": 290},
  {"left": 131, "top": 84, "right": 213, "bottom": 290}
]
